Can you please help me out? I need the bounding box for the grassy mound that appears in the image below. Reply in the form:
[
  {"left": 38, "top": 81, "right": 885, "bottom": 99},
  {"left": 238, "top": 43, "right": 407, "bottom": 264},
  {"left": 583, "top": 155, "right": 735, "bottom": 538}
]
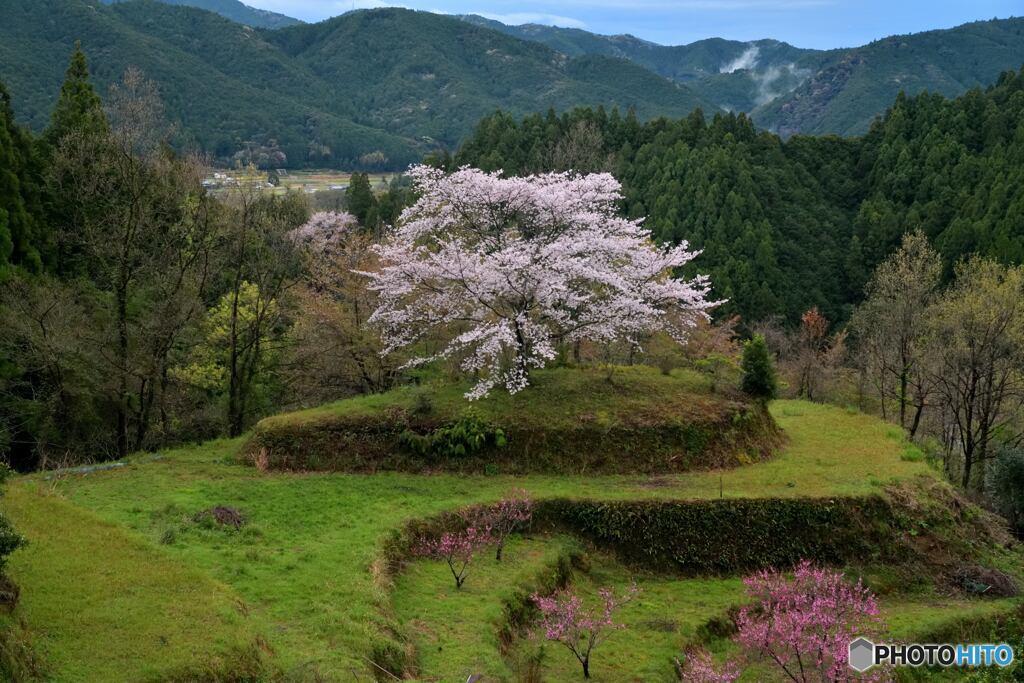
[{"left": 244, "top": 366, "right": 783, "bottom": 474}]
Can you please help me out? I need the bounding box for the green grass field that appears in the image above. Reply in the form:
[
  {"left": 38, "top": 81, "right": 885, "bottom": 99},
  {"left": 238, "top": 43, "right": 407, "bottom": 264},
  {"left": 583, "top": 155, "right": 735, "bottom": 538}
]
[
  {"left": 203, "top": 169, "right": 393, "bottom": 198},
  {"left": 1, "top": 399, "right": 1019, "bottom": 681}
]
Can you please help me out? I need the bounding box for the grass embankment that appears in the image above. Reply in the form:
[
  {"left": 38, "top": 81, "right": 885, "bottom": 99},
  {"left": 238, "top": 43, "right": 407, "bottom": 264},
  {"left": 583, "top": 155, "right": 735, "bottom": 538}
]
[
  {"left": 0, "top": 398, "right": 1017, "bottom": 680},
  {"left": 1, "top": 487, "right": 254, "bottom": 682},
  {"left": 245, "top": 367, "right": 783, "bottom": 474}
]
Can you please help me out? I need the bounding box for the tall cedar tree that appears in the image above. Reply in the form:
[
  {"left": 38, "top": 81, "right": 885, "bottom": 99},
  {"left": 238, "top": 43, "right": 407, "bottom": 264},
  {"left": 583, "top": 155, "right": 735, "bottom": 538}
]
[
  {"left": 346, "top": 172, "right": 376, "bottom": 227},
  {"left": 740, "top": 334, "right": 778, "bottom": 400},
  {"left": 45, "top": 44, "right": 108, "bottom": 276},
  {"left": 45, "top": 42, "right": 108, "bottom": 147},
  {"left": 0, "top": 82, "right": 44, "bottom": 271}
]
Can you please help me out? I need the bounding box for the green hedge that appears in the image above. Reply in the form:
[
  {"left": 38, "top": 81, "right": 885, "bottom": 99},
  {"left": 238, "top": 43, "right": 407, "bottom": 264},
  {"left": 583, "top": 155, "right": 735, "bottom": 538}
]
[
  {"left": 243, "top": 402, "right": 782, "bottom": 475},
  {"left": 533, "top": 496, "right": 900, "bottom": 574}
]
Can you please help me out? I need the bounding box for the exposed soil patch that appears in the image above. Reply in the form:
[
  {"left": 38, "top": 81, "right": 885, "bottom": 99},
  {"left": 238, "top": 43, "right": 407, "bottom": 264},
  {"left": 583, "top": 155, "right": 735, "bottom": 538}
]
[{"left": 194, "top": 506, "right": 246, "bottom": 529}]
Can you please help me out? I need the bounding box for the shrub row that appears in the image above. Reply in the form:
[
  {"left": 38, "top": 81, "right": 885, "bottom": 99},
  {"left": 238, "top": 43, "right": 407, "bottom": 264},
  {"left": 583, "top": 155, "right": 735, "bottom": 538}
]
[
  {"left": 532, "top": 496, "right": 900, "bottom": 574},
  {"left": 243, "top": 402, "right": 783, "bottom": 475}
]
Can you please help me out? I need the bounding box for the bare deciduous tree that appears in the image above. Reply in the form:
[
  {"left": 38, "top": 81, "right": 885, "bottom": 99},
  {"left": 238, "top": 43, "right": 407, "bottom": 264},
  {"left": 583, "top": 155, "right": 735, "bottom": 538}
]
[
  {"left": 849, "top": 231, "right": 941, "bottom": 437},
  {"left": 927, "top": 258, "right": 1024, "bottom": 490}
]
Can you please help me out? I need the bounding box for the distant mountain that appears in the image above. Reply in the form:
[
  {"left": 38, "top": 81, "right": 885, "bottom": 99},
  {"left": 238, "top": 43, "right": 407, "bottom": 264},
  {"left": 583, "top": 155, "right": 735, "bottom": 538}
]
[
  {"left": 0, "top": 2, "right": 714, "bottom": 168},
  {"left": 266, "top": 9, "right": 715, "bottom": 147},
  {"left": 753, "top": 17, "right": 1024, "bottom": 136},
  {"left": 102, "top": 0, "right": 302, "bottom": 29},
  {"left": 3, "top": 0, "right": 1023, "bottom": 169},
  {"left": 462, "top": 14, "right": 1024, "bottom": 136},
  {"left": 460, "top": 15, "right": 829, "bottom": 113}
]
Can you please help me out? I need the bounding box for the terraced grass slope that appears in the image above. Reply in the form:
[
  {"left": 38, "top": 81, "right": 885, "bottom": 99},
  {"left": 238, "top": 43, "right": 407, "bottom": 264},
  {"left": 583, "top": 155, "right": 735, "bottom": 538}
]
[
  {"left": 245, "top": 367, "right": 783, "bottom": 474},
  {"left": 0, "top": 398, "right": 1019, "bottom": 680}
]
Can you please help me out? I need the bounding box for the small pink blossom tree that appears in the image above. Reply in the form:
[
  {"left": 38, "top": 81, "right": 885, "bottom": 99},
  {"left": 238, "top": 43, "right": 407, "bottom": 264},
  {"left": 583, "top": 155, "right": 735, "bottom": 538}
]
[
  {"left": 362, "top": 166, "right": 718, "bottom": 399},
  {"left": 532, "top": 583, "right": 638, "bottom": 679},
  {"left": 466, "top": 490, "right": 533, "bottom": 562},
  {"left": 676, "top": 648, "right": 740, "bottom": 683},
  {"left": 735, "top": 561, "right": 883, "bottom": 682},
  {"left": 414, "top": 526, "right": 490, "bottom": 590},
  {"left": 287, "top": 211, "right": 359, "bottom": 255}
]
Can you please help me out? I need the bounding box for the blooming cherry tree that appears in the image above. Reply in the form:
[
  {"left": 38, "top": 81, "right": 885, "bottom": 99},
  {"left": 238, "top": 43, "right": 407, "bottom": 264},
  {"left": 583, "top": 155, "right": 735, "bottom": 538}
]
[
  {"left": 363, "top": 165, "right": 717, "bottom": 399},
  {"left": 532, "top": 583, "right": 638, "bottom": 679},
  {"left": 736, "top": 561, "right": 883, "bottom": 682},
  {"left": 288, "top": 211, "right": 359, "bottom": 255},
  {"left": 414, "top": 526, "right": 490, "bottom": 590}
]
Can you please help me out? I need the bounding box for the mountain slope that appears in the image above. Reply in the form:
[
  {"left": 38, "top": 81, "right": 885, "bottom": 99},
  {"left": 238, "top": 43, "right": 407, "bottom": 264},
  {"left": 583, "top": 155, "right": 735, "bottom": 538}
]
[
  {"left": 0, "top": 0, "right": 418, "bottom": 167},
  {"left": 0, "top": 2, "right": 713, "bottom": 168},
  {"left": 461, "top": 15, "right": 826, "bottom": 113},
  {"left": 103, "top": 0, "right": 302, "bottom": 29},
  {"left": 754, "top": 17, "right": 1024, "bottom": 136},
  {"left": 462, "top": 15, "right": 1024, "bottom": 135},
  {"left": 263, "top": 9, "right": 716, "bottom": 145}
]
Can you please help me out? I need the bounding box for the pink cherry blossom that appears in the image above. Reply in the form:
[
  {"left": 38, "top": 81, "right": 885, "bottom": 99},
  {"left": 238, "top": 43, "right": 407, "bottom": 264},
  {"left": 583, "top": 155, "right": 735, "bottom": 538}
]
[
  {"left": 288, "top": 211, "right": 359, "bottom": 255},
  {"left": 532, "top": 582, "right": 638, "bottom": 679},
  {"left": 362, "top": 165, "right": 719, "bottom": 399}
]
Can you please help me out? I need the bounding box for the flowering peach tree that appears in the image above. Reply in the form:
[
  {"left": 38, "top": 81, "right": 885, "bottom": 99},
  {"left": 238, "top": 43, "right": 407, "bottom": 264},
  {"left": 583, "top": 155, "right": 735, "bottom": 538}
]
[
  {"left": 464, "top": 490, "right": 533, "bottom": 562},
  {"left": 676, "top": 648, "right": 740, "bottom": 683},
  {"left": 363, "top": 166, "right": 716, "bottom": 399},
  {"left": 413, "top": 526, "right": 490, "bottom": 590},
  {"left": 532, "top": 583, "right": 638, "bottom": 679},
  {"left": 734, "top": 561, "right": 883, "bottom": 682}
]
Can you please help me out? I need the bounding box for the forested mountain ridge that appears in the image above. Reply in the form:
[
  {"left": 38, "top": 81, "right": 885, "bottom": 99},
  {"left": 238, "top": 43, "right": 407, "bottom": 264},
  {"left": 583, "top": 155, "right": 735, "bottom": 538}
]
[
  {"left": 461, "top": 14, "right": 1024, "bottom": 137},
  {"left": 454, "top": 67, "right": 1024, "bottom": 325},
  {"left": 755, "top": 17, "right": 1024, "bottom": 136},
  {"left": 101, "top": 0, "right": 302, "bottom": 28},
  {"left": 0, "top": 1, "right": 713, "bottom": 168}
]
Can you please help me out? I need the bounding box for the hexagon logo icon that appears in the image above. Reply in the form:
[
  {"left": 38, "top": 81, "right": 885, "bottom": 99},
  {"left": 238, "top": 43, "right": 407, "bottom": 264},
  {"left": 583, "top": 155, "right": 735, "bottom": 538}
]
[{"left": 848, "top": 637, "right": 875, "bottom": 672}]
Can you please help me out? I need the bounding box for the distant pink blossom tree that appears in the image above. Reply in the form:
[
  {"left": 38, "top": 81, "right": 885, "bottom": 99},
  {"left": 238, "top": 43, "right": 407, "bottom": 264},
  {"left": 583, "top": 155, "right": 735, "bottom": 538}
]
[
  {"left": 532, "top": 583, "right": 638, "bottom": 679},
  {"left": 362, "top": 165, "right": 717, "bottom": 399},
  {"left": 414, "top": 526, "right": 490, "bottom": 589},
  {"left": 466, "top": 490, "right": 533, "bottom": 561},
  {"left": 735, "top": 561, "right": 883, "bottom": 683},
  {"left": 676, "top": 648, "right": 740, "bottom": 683},
  {"left": 287, "top": 211, "right": 359, "bottom": 255}
]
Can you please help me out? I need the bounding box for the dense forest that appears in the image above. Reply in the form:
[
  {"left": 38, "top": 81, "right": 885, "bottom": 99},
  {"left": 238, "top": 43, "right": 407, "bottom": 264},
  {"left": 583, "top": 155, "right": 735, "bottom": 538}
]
[
  {"left": 0, "top": 47, "right": 418, "bottom": 471},
  {"left": 454, "top": 68, "right": 1024, "bottom": 324}
]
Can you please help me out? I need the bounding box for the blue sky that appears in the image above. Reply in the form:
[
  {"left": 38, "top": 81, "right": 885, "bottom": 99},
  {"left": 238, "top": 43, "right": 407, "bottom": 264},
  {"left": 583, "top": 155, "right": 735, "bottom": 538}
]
[{"left": 244, "top": 0, "right": 1021, "bottom": 49}]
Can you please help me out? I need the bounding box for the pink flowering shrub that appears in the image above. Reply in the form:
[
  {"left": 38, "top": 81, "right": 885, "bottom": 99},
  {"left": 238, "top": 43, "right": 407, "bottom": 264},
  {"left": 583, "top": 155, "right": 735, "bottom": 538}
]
[
  {"left": 467, "top": 490, "right": 533, "bottom": 561},
  {"left": 532, "top": 583, "right": 638, "bottom": 679},
  {"left": 362, "top": 165, "right": 717, "bottom": 399},
  {"left": 676, "top": 648, "right": 740, "bottom": 683},
  {"left": 414, "top": 526, "right": 490, "bottom": 589},
  {"left": 735, "top": 561, "right": 883, "bottom": 682}
]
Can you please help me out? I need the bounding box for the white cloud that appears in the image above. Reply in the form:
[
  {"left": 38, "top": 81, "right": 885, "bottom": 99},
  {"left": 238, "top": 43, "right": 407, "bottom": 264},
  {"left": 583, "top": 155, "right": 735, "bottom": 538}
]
[
  {"left": 553, "top": 0, "right": 833, "bottom": 8},
  {"left": 477, "top": 12, "right": 587, "bottom": 28}
]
